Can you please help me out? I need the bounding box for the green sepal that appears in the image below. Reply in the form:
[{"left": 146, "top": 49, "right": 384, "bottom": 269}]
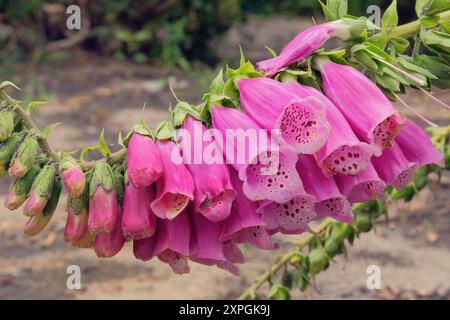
[
  {"left": 269, "top": 284, "right": 291, "bottom": 300},
  {"left": 13, "top": 135, "right": 39, "bottom": 174},
  {"left": 382, "top": 0, "right": 398, "bottom": 29},
  {"left": 89, "top": 161, "right": 115, "bottom": 197},
  {"left": 155, "top": 120, "right": 175, "bottom": 140},
  {"left": 112, "top": 163, "right": 125, "bottom": 205},
  {"left": 31, "top": 164, "right": 57, "bottom": 200},
  {"left": 13, "top": 164, "right": 41, "bottom": 198},
  {"left": 42, "top": 176, "right": 62, "bottom": 217},
  {"left": 0, "top": 110, "right": 15, "bottom": 141},
  {"left": 307, "top": 248, "right": 329, "bottom": 275},
  {"left": 0, "top": 133, "right": 21, "bottom": 176},
  {"left": 122, "top": 123, "right": 154, "bottom": 147}
]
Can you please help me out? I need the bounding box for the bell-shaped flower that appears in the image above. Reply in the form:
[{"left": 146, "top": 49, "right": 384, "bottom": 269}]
[
  {"left": 238, "top": 77, "right": 329, "bottom": 154},
  {"left": 177, "top": 116, "right": 236, "bottom": 222},
  {"left": 150, "top": 140, "right": 194, "bottom": 219},
  {"left": 317, "top": 59, "right": 406, "bottom": 156}
]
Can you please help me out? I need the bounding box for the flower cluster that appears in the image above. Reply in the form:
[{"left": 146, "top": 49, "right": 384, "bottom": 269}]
[{"left": 0, "top": 14, "right": 446, "bottom": 277}]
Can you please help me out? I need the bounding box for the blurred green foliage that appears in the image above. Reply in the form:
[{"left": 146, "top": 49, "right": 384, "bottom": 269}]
[{"left": 0, "top": 0, "right": 400, "bottom": 68}]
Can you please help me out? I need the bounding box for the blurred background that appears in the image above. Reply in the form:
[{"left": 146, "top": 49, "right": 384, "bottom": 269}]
[{"left": 0, "top": 0, "right": 449, "bottom": 299}]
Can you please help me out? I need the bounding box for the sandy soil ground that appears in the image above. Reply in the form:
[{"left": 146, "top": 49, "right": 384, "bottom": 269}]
[{"left": 0, "top": 16, "right": 449, "bottom": 300}]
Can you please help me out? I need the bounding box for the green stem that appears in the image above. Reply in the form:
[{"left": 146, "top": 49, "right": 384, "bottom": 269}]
[
  {"left": 389, "top": 10, "right": 450, "bottom": 38},
  {"left": 0, "top": 89, "right": 60, "bottom": 162},
  {"left": 238, "top": 218, "right": 333, "bottom": 300}
]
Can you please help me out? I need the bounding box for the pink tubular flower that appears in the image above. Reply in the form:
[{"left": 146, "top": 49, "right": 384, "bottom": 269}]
[
  {"left": 88, "top": 187, "right": 117, "bottom": 234},
  {"left": 190, "top": 210, "right": 241, "bottom": 276},
  {"left": 88, "top": 162, "right": 118, "bottom": 234},
  {"left": 60, "top": 156, "right": 86, "bottom": 198},
  {"left": 61, "top": 167, "right": 85, "bottom": 198},
  {"left": 150, "top": 140, "right": 195, "bottom": 219},
  {"left": 122, "top": 182, "right": 157, "bottom": 240},
  {"left": 143, "top": 211, "right": 191, "bottom": 274},
  {"left": 177, "top": 117, "right": 236, "bottom": 222},
  {"left": 94, "top": 207, "right": 126, "bottom": 258},
  {"left": 238, "top": 77, "right": 330, "bottom": 154},
  {"left": 255, "top": 164, "right": 316, "bottom": 235},
  {"left": 127, "top": 130, "right": 164, "bottom": 188},
  {"left": 335, "top": 164, "right": 386, "bottom": 203},
  {"left": 211, "top": 105, "right": 303, "bottom": 203},
  {"left": 133, "top": 236, "right": 156, "bottom": 262},
  {"left": 220, "top": 169, "right": 275, "bottom": 250},
  {"left": 64, "top": 198, "right": 88, "bottom": 244},
  {"left": 372, "top": 142, "right": 418, "bottom": 190},
  {"left": 285, "top": 82, "right": 373, "bottom": 176},
  {"left": 396, "top": 119, "right": 444, "bottom": 167},
  {"left": 257, "top": 20, "right": 350, "bottom": 77},
  {"left": 317, "top": 59, "right": 406, "bottom": 156},
  {"left": 297, "top": 155, "right": 353, "bottom": 223}
]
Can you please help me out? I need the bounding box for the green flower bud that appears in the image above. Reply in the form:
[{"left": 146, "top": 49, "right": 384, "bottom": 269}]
[
  {"left": 293, "top": 262, "right": 310, "bottom": 292},
  {"left": 4, "top": 165, "right": 41, "bottom": 210},
  {"left": 0, "top": 110, "right": 15, "bottom": 141},
  {"left": 23, "top": 165, "right": 57, "bottom": 216},
  {"left": 354, "top": 212, "right": 373, "bottom": 233},
  {"left": 281, "top": 269, "right": 293, "bottom": 289},
  {"left": 329, "top": 222, "right": 355, "bottom": 243},
  {"left": 24, "top": 177, "right": 61, "bottom": 237},
  {"left": 0, "top": 133, "right": 20, "bottom": 177},
  {"left": 308, "top": 248, "right": 329, "bottom": 275},
  {"left": 390, "top": 185, "right": 416, "bottom": 201},
  {"left": 324, "top": 240, "right": 343, "bottom": 258},
  {"left": 9, "top": 136, "right": 39, "bottom": 178}
]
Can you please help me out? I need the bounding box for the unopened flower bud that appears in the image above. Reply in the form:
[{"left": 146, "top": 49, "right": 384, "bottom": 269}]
[
  {"left": 23, "top": 165, "right": 56, "bottom": 216},
  {"left": 308, "top": 248, "right": 329, "bottom": 275},
  {"left": 88, "top": 161, "right": 117, "bottom": 234},
  {"left": 94, "top": 206, "right": 126, "bottom": 258},
  {"left": 64, "top": 195, "right": 88, "bottom": 244},
  {"left": 0, "top": 133, "right": 20, "bottom": 177},
  {"left": 126, "top": 126, "right": 163, "bottom": 188},
  {"left": 354, "top": 212, "right": 373, "bottom": 233},
  {"left": 24, "top": 177, "right": 61, "bottom": 236},
  {"left": 0, "top": 110, "right": 15, "bottom": 141},
  {"left": 60, "top": 156, "right": 86, "bottom": 198},
  {"left": 4, "top": 165, "right": 41, "bottom": 210},
  {"left": 9, "top": 135, "right": 39, "bottom": 178}
]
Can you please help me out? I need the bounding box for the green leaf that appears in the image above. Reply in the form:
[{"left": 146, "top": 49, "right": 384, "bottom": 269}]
[
  {"left": 26, "top": 101, "right": 48, "bottom": 113},
  {"left": 375, "top": 73, "right": 401, "bottom": 92},
  {"left": 353, "top": 51, "right": 379, "bottom": 71},
  {"left": 98, "top": 129, "right": 111, "bottom": 157},
  {"left": 281, "top": 269, "right": 293, "bottom": 289},
  {"left": 415, "top": 54, "right": 450, "bottom": 88},
  {"left": 0, "top": 81, "right": 21, "bottom": 91},
  {"left": 264, "top": 46, "right": 277, "bottom": 57},
  {"left": 42, "top": 122, "right": 61, "bottom": 139},
  {"left": 117, "top": 131, "right": 125, "bottom": 148},
  {"left": 210, "top": 68, "right": 225, "bottom": 95},
  {"left": 319, "top": 1, "right": 336, "bottom": 21},
  {"left": 269, "top": 284, "right": 291, "bottom": 300},
  {"left": 421, "top": 29, "right": 450, "bottom": 55},
  {"left": 390, "top": 36, "right": 410, "bottom": 53},
  {"left": 396, "top": 56, "right": 438, "bottom": 79},
  {"left": 369, "top": 30, "right": 388, "bottom": 49},
  {"left": 420, "top": 15, "right": 440, "bottom": 27},
  {"left": 416, "top": 0, "right": 434, "bottom": 17},
  {"left": 382, "top": 0, "right": 398, "bottom": 29},
  {"left": 80, "top": 145, "right": 98, "bottom": 163}
]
